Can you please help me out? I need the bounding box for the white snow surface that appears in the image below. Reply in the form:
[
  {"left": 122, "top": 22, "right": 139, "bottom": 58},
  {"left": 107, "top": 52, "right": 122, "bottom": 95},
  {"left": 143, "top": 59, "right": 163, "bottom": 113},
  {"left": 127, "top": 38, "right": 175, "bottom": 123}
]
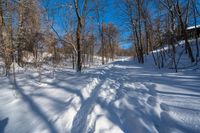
[
  {"left": 187, "top": 25, "right": 200, "bottom": 30},
  {"left": 0, "top": 56, "right": 200, "bottom": 133}
]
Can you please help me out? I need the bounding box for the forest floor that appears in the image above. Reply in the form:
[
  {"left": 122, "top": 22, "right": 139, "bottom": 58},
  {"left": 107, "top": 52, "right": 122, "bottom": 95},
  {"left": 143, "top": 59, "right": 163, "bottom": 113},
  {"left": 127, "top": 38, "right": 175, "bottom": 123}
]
[{"left": 0, "top": 56, "right": 200, "bottom": 133}]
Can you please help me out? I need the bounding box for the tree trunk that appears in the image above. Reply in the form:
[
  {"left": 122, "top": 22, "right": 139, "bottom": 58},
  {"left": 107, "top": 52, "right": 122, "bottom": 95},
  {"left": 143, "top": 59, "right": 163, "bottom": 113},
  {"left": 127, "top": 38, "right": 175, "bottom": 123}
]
[
  {"left": 76, "top": 22, "right": 82, "bottom": 72},
  {"left": 191, "top": 0, "right": 199, "bottom": 61},
  {"left": 101, "top": 23, "right": 105, "bottom": 65},
  {"left": 176, "top": 1, "right": 195, "bottom": 63}
]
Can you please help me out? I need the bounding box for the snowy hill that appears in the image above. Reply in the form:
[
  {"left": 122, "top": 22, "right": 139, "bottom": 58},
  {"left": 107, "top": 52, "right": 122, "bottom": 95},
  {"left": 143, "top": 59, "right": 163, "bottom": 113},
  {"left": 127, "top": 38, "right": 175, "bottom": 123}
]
[{"left": 149, "top": 38, "right": 200, "bottom": 71}]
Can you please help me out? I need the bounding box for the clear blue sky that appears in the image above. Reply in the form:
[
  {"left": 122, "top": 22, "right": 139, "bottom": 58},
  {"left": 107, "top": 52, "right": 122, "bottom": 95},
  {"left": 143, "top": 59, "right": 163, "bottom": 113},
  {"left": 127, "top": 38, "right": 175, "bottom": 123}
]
[{"left": 41, "top": 0, "right": 200, "bottom": 49}]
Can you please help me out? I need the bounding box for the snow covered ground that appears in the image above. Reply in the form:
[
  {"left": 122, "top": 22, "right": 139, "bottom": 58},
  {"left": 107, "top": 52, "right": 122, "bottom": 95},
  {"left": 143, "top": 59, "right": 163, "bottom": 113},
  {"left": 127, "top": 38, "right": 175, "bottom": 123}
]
[{"left": 0, "top": 56, "right": 200, "bottom": 133}]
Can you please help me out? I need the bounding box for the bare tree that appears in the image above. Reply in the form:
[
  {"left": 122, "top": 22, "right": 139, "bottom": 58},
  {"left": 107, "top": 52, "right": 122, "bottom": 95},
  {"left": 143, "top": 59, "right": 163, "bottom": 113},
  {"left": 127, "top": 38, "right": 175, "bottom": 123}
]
[
  {"left": 74, "top": 0, "right": 88, "bottom": 72},
  {"left": 122, "top": 0, "right": 144, "bottom": 63},
  {"left": 175, "top": 0, "right": 194, "bottom": 63},
  {"left": 104, "top": 23, "right": 119, "bottom": 61},
  {"left": 191, "top": 0, "right": 199, "bottom": 62},
  {"left": 94, "top": 0, "right": 106, "bottom": 65},
  {"left": 0, "top": 0, "right": 13, "bottom": 75}
]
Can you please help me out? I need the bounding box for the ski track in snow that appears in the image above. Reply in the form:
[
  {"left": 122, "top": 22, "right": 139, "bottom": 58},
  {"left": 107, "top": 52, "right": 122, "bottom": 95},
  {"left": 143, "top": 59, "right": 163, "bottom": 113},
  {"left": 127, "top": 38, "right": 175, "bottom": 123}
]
[{"left": 0, "top": 59, "right": 200, "bottom": 133}]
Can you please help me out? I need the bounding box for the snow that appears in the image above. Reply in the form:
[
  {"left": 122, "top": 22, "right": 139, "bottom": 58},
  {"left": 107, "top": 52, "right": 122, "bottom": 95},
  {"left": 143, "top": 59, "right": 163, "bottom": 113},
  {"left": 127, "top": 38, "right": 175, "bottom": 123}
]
[
  {"left": 10, "top": 62, "right": 24, "bottom": 73},
  {"left": 187, "top": 25, "right": 200, "bottom": 30},
  {"left": 0, "top": 49, "right": 200, "bottom": 133}
]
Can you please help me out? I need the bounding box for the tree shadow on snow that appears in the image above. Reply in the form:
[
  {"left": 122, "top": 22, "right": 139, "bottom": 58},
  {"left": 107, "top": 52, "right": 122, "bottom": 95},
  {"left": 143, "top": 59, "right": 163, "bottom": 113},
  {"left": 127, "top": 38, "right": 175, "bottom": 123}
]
[
  {"left": 9, "top": 76, "right": 59, "bottom": 133},
  {"left": 70, "top": 78, "right": 107, "bottom": 132},
  {"left": 89, "top": 62, "right": 200, "bottom": 133},
  {"left": 0, "top": 118, "right": 8, "bottom": 133}
]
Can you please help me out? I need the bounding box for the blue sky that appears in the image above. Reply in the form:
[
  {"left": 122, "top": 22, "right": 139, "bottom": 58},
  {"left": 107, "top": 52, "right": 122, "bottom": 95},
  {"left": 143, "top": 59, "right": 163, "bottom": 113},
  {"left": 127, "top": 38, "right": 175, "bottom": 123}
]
[{"left": 41, "top": 0, "right": 200, "bottom": 49}]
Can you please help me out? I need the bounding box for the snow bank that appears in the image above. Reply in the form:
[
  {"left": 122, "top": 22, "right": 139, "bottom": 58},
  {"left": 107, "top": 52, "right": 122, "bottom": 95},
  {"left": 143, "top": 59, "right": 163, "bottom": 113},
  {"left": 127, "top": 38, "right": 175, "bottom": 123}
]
[
  {"left": 81, "top": 78, "right": 99, "bottom": 99},
  {"left": 10, "top": 62, "right": 24, "bottom": 73}
]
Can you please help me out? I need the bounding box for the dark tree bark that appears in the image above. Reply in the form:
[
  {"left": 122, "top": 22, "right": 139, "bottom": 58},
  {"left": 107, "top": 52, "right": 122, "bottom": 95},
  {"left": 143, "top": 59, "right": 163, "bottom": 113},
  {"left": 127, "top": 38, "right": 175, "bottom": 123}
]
[
  {"left": 74, "top": 0, "right": 88, "bottom": 72},
  {"left": 176, "top": 1, "right": 195, "bottom": 63}
]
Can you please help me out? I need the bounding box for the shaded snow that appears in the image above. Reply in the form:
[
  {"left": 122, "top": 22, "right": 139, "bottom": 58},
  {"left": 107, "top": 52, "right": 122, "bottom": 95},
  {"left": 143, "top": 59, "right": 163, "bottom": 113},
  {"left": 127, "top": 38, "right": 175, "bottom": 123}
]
[
  {"left": 0, "top": 55, "right": 200, "bottom": 133},
  {"left": 10, "top": 62, "right": 24, "bottom": 73}
]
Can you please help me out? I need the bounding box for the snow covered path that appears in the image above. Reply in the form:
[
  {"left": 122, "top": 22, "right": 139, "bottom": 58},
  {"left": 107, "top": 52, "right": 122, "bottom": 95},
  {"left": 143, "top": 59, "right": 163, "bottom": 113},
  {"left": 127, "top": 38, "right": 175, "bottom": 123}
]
[{"left": 0, "top": 59, "right": 200, "bottom": 133}]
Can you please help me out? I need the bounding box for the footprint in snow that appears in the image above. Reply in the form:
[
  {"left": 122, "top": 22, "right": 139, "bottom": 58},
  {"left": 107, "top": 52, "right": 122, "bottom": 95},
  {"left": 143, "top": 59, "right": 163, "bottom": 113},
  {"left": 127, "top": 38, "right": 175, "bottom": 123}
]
[
  {"left": 160, "top": 103, "right": 170, "bottom": 112},
  {"left": 147, "top": 96, "right": 157, "bottom": 107}
]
